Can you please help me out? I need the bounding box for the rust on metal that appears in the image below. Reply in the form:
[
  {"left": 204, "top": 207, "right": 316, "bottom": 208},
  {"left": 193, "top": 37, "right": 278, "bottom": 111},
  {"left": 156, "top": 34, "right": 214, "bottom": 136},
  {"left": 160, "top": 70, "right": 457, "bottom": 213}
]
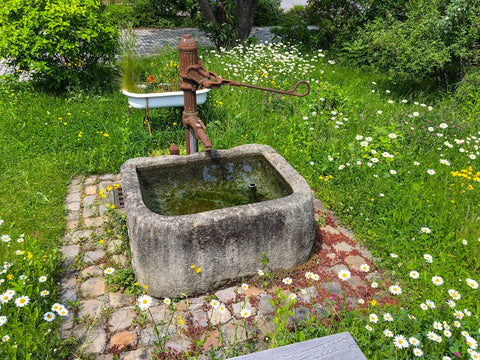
[
  {"left": 178, "top": 34, "right": 310, "bottom": 155},
  {"left": 179, "top": 34, "right": 212, "bottom": 155},
  {"left": 169, "top": 143, "right": 180, "bottom": 155}
]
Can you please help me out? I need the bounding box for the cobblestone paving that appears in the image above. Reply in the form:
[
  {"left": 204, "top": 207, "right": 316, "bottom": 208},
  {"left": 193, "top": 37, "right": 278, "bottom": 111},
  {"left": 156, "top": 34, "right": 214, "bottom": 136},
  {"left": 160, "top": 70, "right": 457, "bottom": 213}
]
[
  {"left": 128, "top": 27, "right": 275, "bottom": 56},
  {"left": 59, "top": 175, "right": 375, "bottom": 359}
]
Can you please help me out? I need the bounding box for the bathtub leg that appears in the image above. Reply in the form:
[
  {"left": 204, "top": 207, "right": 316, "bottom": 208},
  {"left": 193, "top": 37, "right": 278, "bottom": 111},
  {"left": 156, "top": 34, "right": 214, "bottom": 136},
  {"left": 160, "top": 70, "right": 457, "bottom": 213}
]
[{"left": 144, "top": 98, "right": 152, "bottom": 135}]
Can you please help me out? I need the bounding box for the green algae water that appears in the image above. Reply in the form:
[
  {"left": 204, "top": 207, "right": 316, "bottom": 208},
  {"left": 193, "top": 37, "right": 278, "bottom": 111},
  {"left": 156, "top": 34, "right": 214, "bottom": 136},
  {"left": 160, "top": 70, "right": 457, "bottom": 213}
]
[{"left": 138, "top": 155, "right": 293, "bottom": 216}]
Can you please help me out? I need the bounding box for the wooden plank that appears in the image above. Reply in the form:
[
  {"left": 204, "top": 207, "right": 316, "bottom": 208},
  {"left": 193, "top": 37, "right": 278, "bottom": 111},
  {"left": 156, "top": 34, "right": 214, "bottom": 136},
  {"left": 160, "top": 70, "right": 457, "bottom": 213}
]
[{"left": 228, "top": 332, "right": 366, "bottom": 360}]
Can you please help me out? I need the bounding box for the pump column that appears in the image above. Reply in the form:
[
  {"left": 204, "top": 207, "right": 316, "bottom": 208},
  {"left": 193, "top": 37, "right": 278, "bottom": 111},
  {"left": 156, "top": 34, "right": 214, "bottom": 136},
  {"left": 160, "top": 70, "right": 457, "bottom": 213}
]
[{"left": 179, "top": 34, "right": 199, "bottom": 154}]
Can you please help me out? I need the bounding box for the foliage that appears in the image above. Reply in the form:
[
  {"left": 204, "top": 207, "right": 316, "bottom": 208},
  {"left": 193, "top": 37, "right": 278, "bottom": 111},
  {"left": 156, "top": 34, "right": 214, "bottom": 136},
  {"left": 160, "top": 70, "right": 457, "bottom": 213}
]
[
  {"left": 305, "top": 0, "right": 480, "bottom": 91},
  {"left": 197, "top": 0, "right": 239, "bottom": 48},
  {"left": 271, "top": 7, "right": 323, "bottom": 50},
  {"left": 455, "top": 67, "right": 480, "bottom": 114},
  {"left": 129, "top": 0, "right": 199, "bottom": 28},
  {"left": 305, "top": 0, "right": 369, "bottom": 49},
  {"left": 363, "top": 7, "right": 451, "bottom": 81},
  {"left": 105, "top": 3, "right": 134, "bottom": 28},
  {"left": 362, "top": 0, "right": 480, "bottom": 85},
  {"left": 253, "top": 0, "right": 282, "bottom": 26},
  {"left": 0, "top": 0, "right": 119, "bottom": 90}
]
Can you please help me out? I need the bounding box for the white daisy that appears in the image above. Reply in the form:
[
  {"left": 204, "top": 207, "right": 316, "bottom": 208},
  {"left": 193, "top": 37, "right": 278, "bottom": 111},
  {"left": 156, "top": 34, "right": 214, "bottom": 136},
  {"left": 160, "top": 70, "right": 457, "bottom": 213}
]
[
  {"left": 15, "top": 295, "right": 30, "bottom": 307},
  {"left": 338, "top": 269, "right": 351, "bottom": 281},
  {"left": 103, "top": 267, "right": 115, "bottom": 275},
  {"left": 413, "top": 348, "right": 423, "bottom": 357},
  {"left": 360, "top": 264, "right": 370, "bottom": 272},
  {"left": 138, "top": 295, "right": 153, "bottom": 310},
  {"left": 241, "top": 308, "right": 251, "bottom": 318},
  {"left": 393, "top": 334, "right": 409, "bottom": 349},
  {"left": 383, "top": 329, "right": 393, "bottom": 337},
  {"left": 44, "top": 312, "right": 55, "bottom": 322},
  {"left": 409, "top": 271, "right": 419, "bottom": 279},
  {"left": 383, "top": 313, "right": 393, "bottom": 322},
  {"left": 409, "top": 337, "right": 420, "bottom": 346},
  {"left": 466, "top": 278, "right": 478, "bottom": 289},
  {"left": 389, "top": 285, "right": 402, "bottom": 295}
]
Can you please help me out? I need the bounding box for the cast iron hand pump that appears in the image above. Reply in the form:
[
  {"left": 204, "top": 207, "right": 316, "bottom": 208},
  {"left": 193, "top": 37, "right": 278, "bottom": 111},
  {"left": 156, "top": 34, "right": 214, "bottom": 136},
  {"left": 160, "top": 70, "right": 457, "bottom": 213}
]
[{"left": 178, "top": 34, "right": 310, "bottom": 155}]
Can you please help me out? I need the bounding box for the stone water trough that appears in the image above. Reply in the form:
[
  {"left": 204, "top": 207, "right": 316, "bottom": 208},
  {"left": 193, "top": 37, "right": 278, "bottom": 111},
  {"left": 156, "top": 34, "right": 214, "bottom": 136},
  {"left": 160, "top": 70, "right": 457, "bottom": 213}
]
[{"left": 121, "top": 144, "right": 315, "bottom": 298}]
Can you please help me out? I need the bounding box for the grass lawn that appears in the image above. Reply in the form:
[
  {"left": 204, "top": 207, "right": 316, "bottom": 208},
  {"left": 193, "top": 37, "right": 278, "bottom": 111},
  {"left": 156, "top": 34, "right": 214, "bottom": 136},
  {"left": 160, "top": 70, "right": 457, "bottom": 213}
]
[{"left": 0, "top": 42, "right": 479, "bottom": 359}]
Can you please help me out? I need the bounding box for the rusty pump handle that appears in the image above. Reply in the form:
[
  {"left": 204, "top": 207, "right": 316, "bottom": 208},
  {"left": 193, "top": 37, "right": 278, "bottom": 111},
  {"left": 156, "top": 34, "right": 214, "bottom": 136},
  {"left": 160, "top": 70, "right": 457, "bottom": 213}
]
[{"left": 184, "top": 64, "right": 310, "bottom": 97}]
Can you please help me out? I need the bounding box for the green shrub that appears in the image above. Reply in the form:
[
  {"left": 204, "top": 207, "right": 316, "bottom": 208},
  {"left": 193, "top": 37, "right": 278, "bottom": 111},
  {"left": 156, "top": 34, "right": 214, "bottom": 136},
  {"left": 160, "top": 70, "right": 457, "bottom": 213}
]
[
  {"left": 362, "top": 0, "right": 480, "bottom": 85},
  {"left": 105, "top": 3, "right": 134, "bottom": 28},
  {"left": 0, "top": 0, "right": 119, "bottom": 90},
  {"left": 305, "top": 0, "right": 369, "bottom": 49},
  {"left": 197, "top": 0, "right": 239, "bottom": 48},
  {"left": 130, "top": 0, "right": 198, "bottom": 28},
  {"left": 271, "top": 7, "right": 322, "bottom": 50},
  {"left": 455, "top": 68, "right": 480, "bottom": 113},
  {"left": 253, "top": 0, "right": 282, "bottom": 26},
  {"left": 364, "top": 10, "right": 451, "bottom": 81}
]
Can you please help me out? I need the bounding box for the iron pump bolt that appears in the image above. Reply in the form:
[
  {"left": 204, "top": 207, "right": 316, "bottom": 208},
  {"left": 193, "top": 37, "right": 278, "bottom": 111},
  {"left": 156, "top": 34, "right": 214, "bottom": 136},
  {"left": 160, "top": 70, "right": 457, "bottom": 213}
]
[{"left": 179, "top": 34, "right": 212, "bottom": 155}]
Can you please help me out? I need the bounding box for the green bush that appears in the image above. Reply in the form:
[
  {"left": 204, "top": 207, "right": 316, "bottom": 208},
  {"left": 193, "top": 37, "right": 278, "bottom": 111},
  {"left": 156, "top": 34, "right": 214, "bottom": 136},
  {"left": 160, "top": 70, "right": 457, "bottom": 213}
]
[
  {"left": 197, "top": 0, "right": 239, "bottom": 48},
  {"left": 130, "top": 0, "right": 198, "bottom": 28},
  {"left": 364, "top": 9, "right": 451, "bottom": 81},
  {"left": 0, "top": 0, "right": 119, "bottom": 90},
  {"left": 253, "top": 0, "right": 282, "bottom": 26},
  {"left": 455, "top": 68, "right": 480, "bottom": 113},
  {"left": 271, "top": 7, "right": 322, "bottom": 50},
  {"left": 363, "top": 0, "right": 480, "bottom": 85},
  {"left": 105, "top": 3, "right": 134, "bottom": 28},
  {"left": 305, "top": 0, "right": 369, "bottom": 49}
]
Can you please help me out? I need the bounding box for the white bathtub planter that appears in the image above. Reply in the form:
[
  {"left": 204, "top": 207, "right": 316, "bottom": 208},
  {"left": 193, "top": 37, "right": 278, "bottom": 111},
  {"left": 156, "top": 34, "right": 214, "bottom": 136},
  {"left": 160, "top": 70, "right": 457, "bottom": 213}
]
[{"left": 122, "top": 88, "right": 210, "bottom": 134}]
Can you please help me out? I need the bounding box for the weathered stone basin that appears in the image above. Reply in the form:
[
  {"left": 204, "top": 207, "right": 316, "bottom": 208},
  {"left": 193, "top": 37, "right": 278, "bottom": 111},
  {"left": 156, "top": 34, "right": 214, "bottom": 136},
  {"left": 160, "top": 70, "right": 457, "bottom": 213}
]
[{"left": 120, "top": 144, "right": 315, "bottom": 298}]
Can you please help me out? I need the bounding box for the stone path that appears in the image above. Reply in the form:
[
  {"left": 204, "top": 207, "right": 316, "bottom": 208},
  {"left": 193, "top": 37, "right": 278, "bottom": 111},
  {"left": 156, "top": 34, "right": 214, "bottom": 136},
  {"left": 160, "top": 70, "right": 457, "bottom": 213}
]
[
  {"left": 127, "top": 27, "right": 275, "bottom": 56},
  {"left": 59, "top": 175, "right": 377, "bottom": 359}
]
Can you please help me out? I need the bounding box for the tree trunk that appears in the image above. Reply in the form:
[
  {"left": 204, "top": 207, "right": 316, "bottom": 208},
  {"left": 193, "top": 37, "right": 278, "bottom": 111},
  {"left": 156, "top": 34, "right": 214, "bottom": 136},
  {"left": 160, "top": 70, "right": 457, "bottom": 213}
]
[
  {"left": 197, "top": 0, "right": 219, "bottom": 27},
  {"left": 236, "top": 0, "right": 259, "bottom": 41}
]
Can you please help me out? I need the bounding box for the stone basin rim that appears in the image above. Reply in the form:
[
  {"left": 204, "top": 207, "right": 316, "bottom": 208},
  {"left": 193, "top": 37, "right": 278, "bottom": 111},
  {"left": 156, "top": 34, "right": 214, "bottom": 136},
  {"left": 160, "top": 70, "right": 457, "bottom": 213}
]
[{"left": 120, "top": 144, "right": 313, "bottom": 220}]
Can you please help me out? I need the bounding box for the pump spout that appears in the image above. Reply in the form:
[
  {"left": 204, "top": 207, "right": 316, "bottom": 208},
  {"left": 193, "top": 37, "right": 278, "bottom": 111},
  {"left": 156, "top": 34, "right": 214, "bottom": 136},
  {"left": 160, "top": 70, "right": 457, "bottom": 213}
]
[
  {"left": 195, "top": 127, "right": 212, "bottom": 156},
  {"left": 183, "top": 112, "right": 212, "bottom": 155}
]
